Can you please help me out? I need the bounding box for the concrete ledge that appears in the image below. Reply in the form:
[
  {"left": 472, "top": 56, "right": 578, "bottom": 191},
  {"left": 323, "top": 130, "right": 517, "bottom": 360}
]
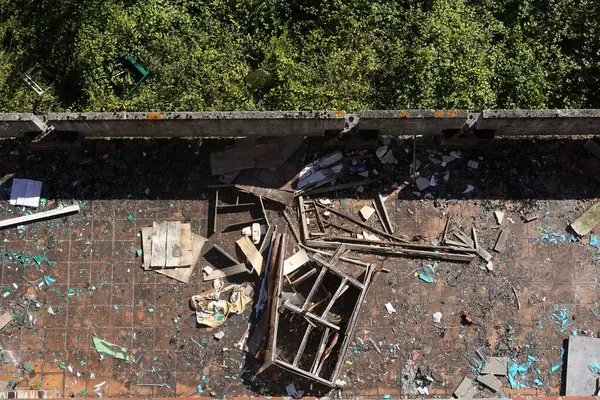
[
  {"left": 0, "top": 113, "right": 45, "bottom": 137},
  {"left": 46, "top": 111, "right": 345, "bottom": 137},
  {"left": 358, "top": 109, "right": 469, "bottom": 136},
  {"left": 479, "top": 109, "right": 600, "bottom": 135},
  {"left": 3, "top": 109, "right": 600, "bottom": 139}
]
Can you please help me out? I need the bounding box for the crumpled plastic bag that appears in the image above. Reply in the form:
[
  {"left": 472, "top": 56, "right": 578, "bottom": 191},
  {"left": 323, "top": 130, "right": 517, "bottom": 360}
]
[{"left": 190, "top": 279, "right": 251, "bottom": 327}]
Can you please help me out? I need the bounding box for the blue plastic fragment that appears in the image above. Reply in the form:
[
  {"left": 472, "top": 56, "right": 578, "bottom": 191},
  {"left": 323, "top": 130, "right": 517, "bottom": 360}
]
[
  {"left": 418, "top": 272, "right": 434, "bottom": 283},
  {"left": 591, "top": 235, "right": 599, "bottom": 248},
  {"left": 533, "top": 379, "right": 543, "bottom": 386},
  {"left": 383, "top": 395, "right": 391, "bottom": 399},
  {"left": 43, "top": 276, "right": 56, "bottom": 286},
  {"left": 197, "top": 384, "right": 203, "bottom": 393},
  {"left": 572, "top": 329, "right": 578, "bottom": 336},
  {"left": 551, "top": 364, "right": 560, "bottom": 372}
]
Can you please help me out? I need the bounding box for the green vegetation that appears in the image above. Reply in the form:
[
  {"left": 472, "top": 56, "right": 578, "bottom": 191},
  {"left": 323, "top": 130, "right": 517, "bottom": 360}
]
[{"left": 0, "top": 0, "right": 599, "bottom": 112}]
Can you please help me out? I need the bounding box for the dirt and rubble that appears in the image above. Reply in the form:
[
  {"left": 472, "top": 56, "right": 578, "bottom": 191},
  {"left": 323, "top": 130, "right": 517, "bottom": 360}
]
[{"left": 0, "top": 134, "right": 599, "bottom": 397}]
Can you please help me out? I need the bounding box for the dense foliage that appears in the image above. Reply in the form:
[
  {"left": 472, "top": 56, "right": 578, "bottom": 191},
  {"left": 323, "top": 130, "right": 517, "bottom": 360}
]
[{"left": 0, "top": 0, "right": 599, "bottom": 112}]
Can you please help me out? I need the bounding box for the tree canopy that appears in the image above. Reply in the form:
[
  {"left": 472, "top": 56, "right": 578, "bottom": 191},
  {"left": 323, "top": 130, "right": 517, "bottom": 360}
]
[{"left": 0, "top": 0, "right": 599, "bottom": 112}]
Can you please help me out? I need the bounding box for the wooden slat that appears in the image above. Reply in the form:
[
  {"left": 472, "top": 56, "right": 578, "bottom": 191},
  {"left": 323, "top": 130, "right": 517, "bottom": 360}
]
[
  {"left": 283, "top": 302, "right": 340, "bottom": 331},
  {"left": 151, "top": 221, "right": 168, "bottom": 267},
  {"left": 203, "top": 263, "right": 250, "bottom": 281},
  {"left": 0, "top": 204, "right": 80, "bottom": 229},
  {"left": 452, "top": 229, "right": 474, "bottom": 248},
  {"left": 141, "top": 227, "right": 153, "bottom": 271},
  {"left": 236, "top": 236, "right": 264, "bottom": 275},
  {"left": 301, "top": 267, "right": 327, "bottom": 311},
  {"left": 494, "top": 230, "right": 509, "bottom": 253},
  {"left": 155, "top": 234, "right": 206, "bottom": 283},
  {"left": 179, "top": 223, "right": 193, "bottom": 266},
  {"left": 298, "top": 196, "right": 309, "bottom": 243},
  {"left": 0, "top": 312, "right": 13, "bottom": 329},
  {"left": 293, "top": 325, "right": 314, "bottom": 366},
  {"left": 571, "top": 201, "right": 600, "bottom": 236},
  {"left": 306, "top": 240, "right": 475, "bottom": 262},
  {"left": 165, "top": 221, "right": 182, "bottom": 267}
]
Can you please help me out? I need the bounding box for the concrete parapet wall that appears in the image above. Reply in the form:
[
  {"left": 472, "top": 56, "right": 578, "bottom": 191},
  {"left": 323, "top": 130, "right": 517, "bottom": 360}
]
[
  {"left": 478, "top": 109, "right": 600, "bottom": 135},
  {"left": 0, "top": 113, "right": 45, "bottom": 137},
  {"left": 2, "top": 109, "right": 600, "bottom": 138},
  {"left": 358, "top": 109, "right": 470, "bottom": 135},
  {"left": 45, "top": 111, "right": 345, "bottom": 137}
]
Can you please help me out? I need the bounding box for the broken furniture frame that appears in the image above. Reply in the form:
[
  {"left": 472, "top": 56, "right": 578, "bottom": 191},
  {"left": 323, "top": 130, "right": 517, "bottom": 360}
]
[
  {"left": 114, "top": 54, "right": 150, "bottom": 100},
  {"left": 212, "top": 188, "right": 269, "bottom": 234},
  {"left": 267, "top": 236, "right": 375, "bottom": 387}
]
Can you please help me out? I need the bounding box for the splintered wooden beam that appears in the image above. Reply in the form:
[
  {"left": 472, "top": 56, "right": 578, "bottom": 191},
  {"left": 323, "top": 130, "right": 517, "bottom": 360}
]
[{"left": 306, "top": 240, "right": 475, "bottom": 262}]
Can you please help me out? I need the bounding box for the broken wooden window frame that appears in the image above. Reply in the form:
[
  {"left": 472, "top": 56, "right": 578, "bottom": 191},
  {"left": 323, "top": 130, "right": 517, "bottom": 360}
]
[{"left": 267, "top": 235, "right": 375, "bottom": 387}]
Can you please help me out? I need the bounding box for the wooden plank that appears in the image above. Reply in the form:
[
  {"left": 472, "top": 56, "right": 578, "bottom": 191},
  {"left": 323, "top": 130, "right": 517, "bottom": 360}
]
[
  {"left": 0, "top": 204, "right": 80, "bottom": 229},
  {"left": 311, "top": 328, "right": 331, "bottom": 374},
  {"left": 452, "top": 229, "right": 474, "bottom": 248},
  {"left": 301, "top": 267, "right": 327, "bottom": 311},
  {"left": 282, "top": 208, "right": 301, "bottom": 244},
  {"left": 235, "top": 184, "right": 295, "bottom": 207},
  {"left": 155, "top": 234, "right": 206, "bottom": 283},
  {"left": 290, "top": 268, "right": 317, "bottom": 285},
  {"left": 298, "top": 196, "right": 309, "bottom": 244},
  {"left": 372, "top": 199, "right": 389, "bottom": 234},
  {"left": 179, "top": 223, "right": 194, "bottom": 266},
  {"left": 266, "top": 234, "right": 286, "bottom": 366},
  {"left": 329, "top": 244, "right": 347, "bottom": 266},
  {"left": 571, "top": 201, "right": 600, "bottom": 236},
  {"left": 236, "top": 236, "right": 264, "bottom": 275},
  {"left": 494, "top": 229, "right": 509, "bottom": 253},
  {"left": 306, "top": 240, "right": 475, "bottom": 262},
  {"left": 165, "top": 221, "right": 182, "bottom": 267},
  {"left": 203, "top": 263, "right": 250, "bottom": 281},
  {"left": 151, "top": 221, "right": 168, "bottom": 267},
  {"left": 293, "top": 325, "right": 314, "bottom": 366},
  {"left": 0, "top": 312, "right": 13, "bottom": 329},
  {"left": 377, "top": 194, "right": 394, "bottom": 234},
  {"left": 141, "top": 227, "right": 153, "bottom": 271}
]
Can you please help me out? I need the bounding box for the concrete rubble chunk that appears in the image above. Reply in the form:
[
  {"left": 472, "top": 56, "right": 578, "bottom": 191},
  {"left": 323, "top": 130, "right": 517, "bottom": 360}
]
[
  {"left": 494, "top": 211, "right": 505, "bottom": 225},
  {"left": 359, "top": 206, "right": 376, "bottom": 221},
  {"left": 481, "top": 357, "right": 507, "bottom": 376},
  {"left": 453, "top": 376, "right": 476, "bottom": 398},
  {"left": 476, "top": 373, "right": 502, "bottom": 392}
]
